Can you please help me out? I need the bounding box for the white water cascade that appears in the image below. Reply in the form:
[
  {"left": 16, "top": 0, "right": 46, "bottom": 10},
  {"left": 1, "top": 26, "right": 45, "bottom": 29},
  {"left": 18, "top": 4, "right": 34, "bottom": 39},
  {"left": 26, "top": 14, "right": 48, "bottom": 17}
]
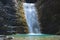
[{"left": 23, "top": 3, "right": 42, "bottom": 35}]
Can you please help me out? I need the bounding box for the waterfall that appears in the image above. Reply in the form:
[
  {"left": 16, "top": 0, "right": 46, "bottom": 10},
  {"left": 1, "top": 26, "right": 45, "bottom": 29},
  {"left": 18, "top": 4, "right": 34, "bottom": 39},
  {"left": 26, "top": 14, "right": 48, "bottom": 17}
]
[{"left": 23, "top": 3, "right": 42, "bottom": 35}]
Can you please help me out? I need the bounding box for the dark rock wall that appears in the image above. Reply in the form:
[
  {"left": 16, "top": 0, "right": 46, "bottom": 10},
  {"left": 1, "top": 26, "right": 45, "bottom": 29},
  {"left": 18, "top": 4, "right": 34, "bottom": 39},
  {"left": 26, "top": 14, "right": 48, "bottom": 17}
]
[
  {"left": 0, "top": 0, "right": 28, "bottom": 35},
  {"left": 0, "top": 0, "right": 18, "bottom": 35},
  {"left": 25, "top": 0, "right": 37, "bottom": 3},
  {"left": 36, "top": 0, "right": 60, "bottom": 35}
]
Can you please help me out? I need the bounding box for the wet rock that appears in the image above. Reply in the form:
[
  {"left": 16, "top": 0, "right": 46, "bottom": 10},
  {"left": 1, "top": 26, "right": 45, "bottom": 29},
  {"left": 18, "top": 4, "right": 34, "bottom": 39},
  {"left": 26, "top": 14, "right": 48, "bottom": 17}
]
[{"left": 36, "top": 0, "right": 60, "bottom": 35}]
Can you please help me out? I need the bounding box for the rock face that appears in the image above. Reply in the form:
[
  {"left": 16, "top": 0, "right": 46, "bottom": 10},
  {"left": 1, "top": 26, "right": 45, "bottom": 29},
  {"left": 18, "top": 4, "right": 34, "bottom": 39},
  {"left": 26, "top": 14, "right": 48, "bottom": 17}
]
[
  {"left": 25, "top": 0, "right": 37, "bottom": 3},
  {"left": 0, "top": 0, "right": 16, "bottom": 26},
  {"left": 36, "top": 0, "right": 60, "bottom": 35},
  {"left": 16, "top": 1, "right": 28, "bottom": 33},
  {"left": 0, "top": 0, "right": 17, "bottom": 35},
  {"left": 0, "top": 0, "right": 28, "bottom": 35},
  {"left": 0, "top": 0, "right": 27, "bottom": 35}
]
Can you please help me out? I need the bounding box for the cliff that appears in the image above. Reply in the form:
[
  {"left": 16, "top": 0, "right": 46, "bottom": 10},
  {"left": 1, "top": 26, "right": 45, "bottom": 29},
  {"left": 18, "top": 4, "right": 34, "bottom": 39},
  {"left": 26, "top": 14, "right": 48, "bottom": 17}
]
[{"left": 36, "top": 0, "right": 60, "bottom": 35}]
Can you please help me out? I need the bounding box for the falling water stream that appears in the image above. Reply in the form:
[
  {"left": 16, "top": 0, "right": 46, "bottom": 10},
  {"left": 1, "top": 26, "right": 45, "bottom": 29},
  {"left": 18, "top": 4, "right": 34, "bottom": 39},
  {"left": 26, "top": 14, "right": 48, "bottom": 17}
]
[{"left": 23, "top": 3, "right": 42, "bottom": 35}]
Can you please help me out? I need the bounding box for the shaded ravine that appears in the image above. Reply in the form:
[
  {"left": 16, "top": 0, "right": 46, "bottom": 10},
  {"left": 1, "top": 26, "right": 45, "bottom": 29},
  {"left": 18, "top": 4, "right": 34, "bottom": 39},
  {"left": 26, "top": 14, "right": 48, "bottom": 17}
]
[{"left": 23, "top": 3, "right": 42, "bottom": 35}]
